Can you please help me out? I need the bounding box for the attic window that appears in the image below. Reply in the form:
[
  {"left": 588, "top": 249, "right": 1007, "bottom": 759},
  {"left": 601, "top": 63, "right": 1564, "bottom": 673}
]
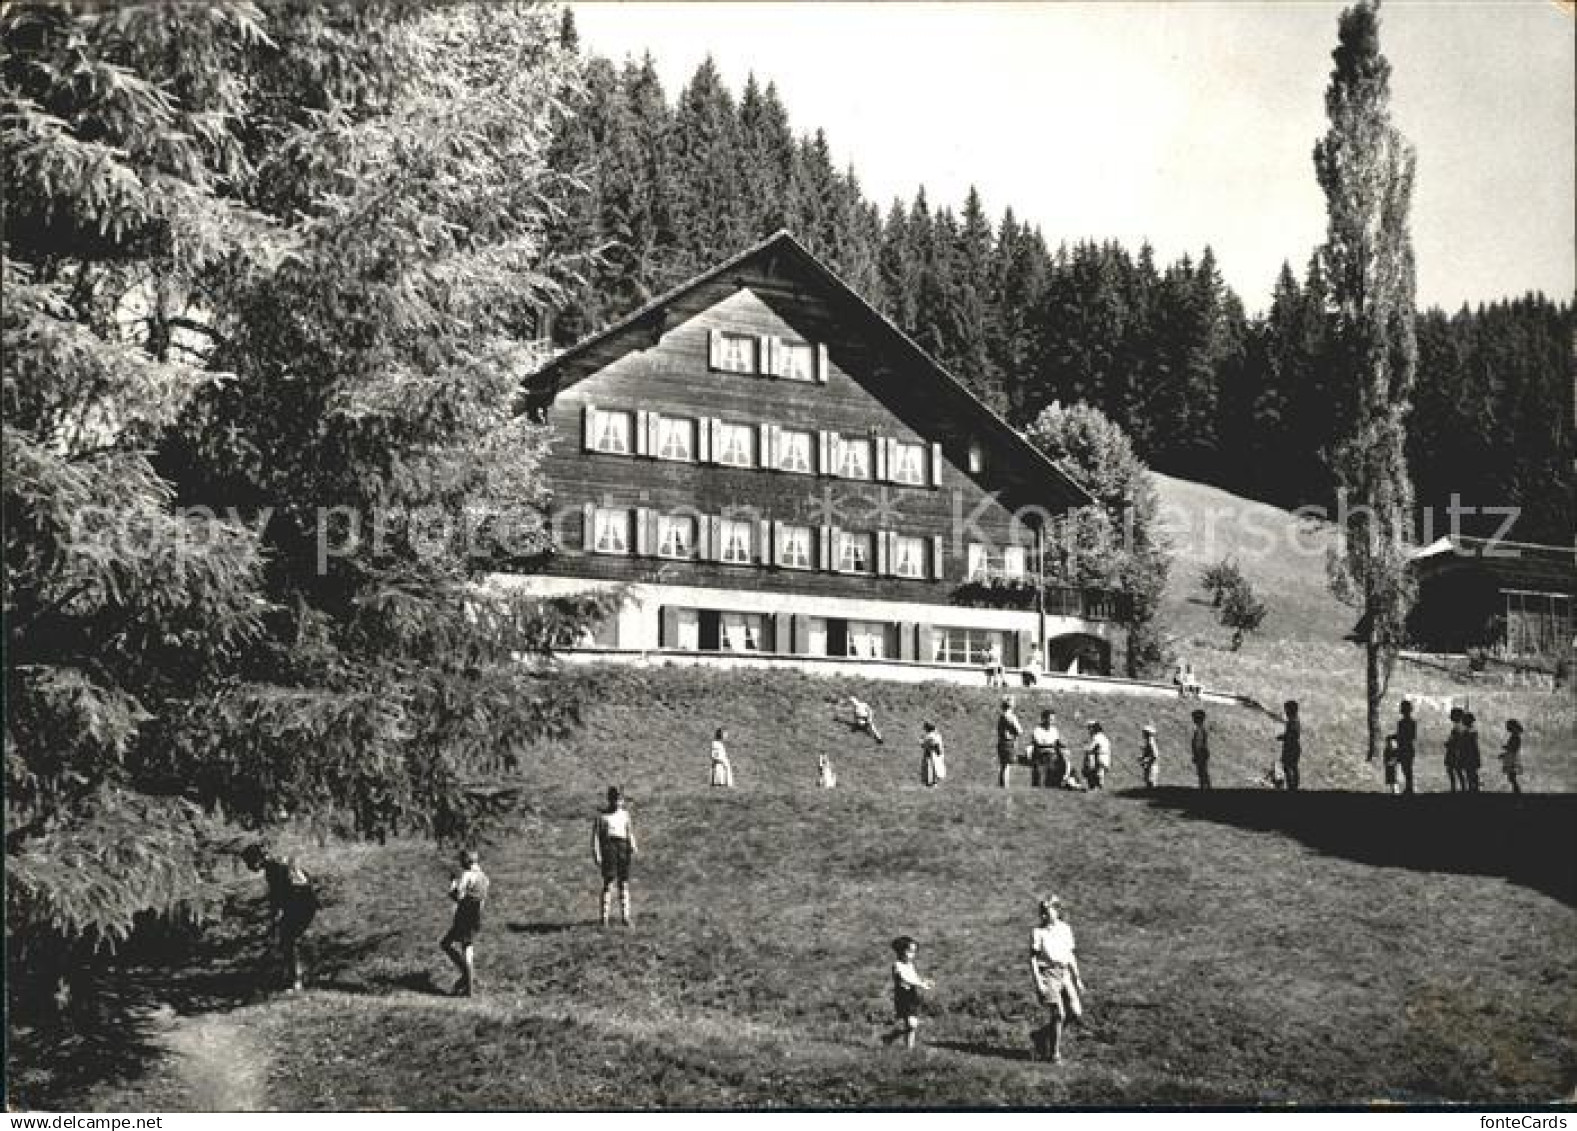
[{"left": 967, "top": 441, "right": 985, "bottom": 476}]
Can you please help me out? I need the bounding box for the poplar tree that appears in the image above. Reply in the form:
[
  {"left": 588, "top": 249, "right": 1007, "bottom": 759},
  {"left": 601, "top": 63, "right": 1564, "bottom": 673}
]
[{"left": 1313, "top": 0, "right": 1418, "bottom": 761}]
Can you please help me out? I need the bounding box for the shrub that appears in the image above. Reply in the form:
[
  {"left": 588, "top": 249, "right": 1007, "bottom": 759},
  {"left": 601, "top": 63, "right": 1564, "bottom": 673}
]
[
  {"left": 1200, "top": 558, "right": 1245, "bottom": 608},
  {"left": 1220, "top": 575, "right": 1268, "bottom": 650}
]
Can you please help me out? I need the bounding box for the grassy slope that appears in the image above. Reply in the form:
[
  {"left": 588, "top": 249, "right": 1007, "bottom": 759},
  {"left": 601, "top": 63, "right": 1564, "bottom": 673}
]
[{"left": 64, "top": 666, "right": 1577, "bottom": 1110}]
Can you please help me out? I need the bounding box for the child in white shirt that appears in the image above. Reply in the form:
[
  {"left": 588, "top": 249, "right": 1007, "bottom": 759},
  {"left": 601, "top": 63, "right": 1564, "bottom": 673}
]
[
  {"left": 1138, "top": 724, "right": 1160, "bottom": 789},
  {"left": 1030, "top": 896, "right": 1086, "bottom": 1063},
  {"left": 710, "top": 727, "right": 734, "bottom": 788},
  {"left": 818, "top": 752, "right": 837, "bottom": 789}
]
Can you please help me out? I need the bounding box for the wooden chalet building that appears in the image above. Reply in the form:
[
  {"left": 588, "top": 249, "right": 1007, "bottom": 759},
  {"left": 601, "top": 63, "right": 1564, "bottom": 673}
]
[
  {"left": 1408, "top": 535, "right": 1575, "bottom": 659},
  {"left": 501, "top": 232, "right": 1121, "bottom": 674}
]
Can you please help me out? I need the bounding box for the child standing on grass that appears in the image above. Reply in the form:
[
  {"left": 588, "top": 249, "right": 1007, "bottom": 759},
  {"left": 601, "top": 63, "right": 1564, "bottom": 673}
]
[
  {"left": 441, "top": 849, "right": 489, "bottom": 996},
  {"left": 242, "top": 843, "right": 318, "bottom": 993},
  {"left": 592, "top": 787, "right": 638, "bottom": 927},
  {"left": 920, "top": 721, "right": 947, "bottom": 787},
  {"left": 1138, "top": 724, "right": 1161, "bottom": 789},
  {"left": 1445, "top": 707, "right": 1465, "bottom": 792},
  {"left": 997, "top": 697, "right": 1024, "bottom": 789},
  {"left": 884, "top": 936, "right": 934, "bottom": 1049},
  {"left": 1030, "top": 896, "right": 1086, "bottom": 1064},
  {"left": 1190, "top": 709, "right": 1211, "bottom": 790},
  {"left": 1382, "top": 735, "right": 1402, "bottom": 795},
  {"left": 1461, "top": 712, "right": 1483, "bottom": 792},
  {"left": 1082, "top": 721, "right": 1111, "bottom": 790},
  {"left": 1030, "top": 710, "right": 1060, "bottom": 788},
  {"left": 818, "top": 751, "right": 838, "bottom": 789},
  {"left": 1395, "top": 700, "right": 1418, "bottom": 794},
  {"left": 1278, "top": 700, "right": 1302, "bottom": 792},
  {"left": 710, "top": 727, "right": 734, "bottom": 788},
  {"left": 1500, "top": 719, "right": 1524, "bottom": 793}
]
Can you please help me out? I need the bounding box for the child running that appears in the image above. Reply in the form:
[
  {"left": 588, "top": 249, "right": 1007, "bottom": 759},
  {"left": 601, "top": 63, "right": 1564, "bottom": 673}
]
[
  {"left": 1030, "top": 895, "right": 1086, "bottom": 1064},
  {"left": 592, "top": 787, "right": 639, "bottom": 927},
  {"left": 1138, "top": 724, "right": 1161, "bottom": 789},
  {"left": 710, "top": 727, "right": 735, "bottom": 788},
  {"left": 441, "top": 849, "right": 490, "bottom": 996},
  {"left": 884, "top": 935, "right": 935, "bottom": 1049}
]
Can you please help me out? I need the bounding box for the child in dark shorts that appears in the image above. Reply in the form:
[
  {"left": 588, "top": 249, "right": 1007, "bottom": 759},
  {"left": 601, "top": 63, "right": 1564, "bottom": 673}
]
[
  {"left": 242, "top": 843, "right": 318, "bottom": 992},
  {"left": 592, "top": 787, "right": 638, "bottom": 927},
  {"left": 883, "top": 935, "right": 934, "bottom": 1050},
  {"left": 442, "top": 849, "right": 490, "bottom": 996}
]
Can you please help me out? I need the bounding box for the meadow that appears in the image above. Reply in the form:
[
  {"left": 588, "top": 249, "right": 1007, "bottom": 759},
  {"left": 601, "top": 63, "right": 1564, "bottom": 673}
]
[
  {"left": 20, "top": 663, "right": 1571, "bottom": 1110},
  {"left": 14, "top": 475, "right": 1574, "bottom": 1110}
]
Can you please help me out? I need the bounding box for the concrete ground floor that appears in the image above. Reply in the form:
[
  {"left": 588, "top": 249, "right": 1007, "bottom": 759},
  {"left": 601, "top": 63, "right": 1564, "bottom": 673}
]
[{"left": 487, "top": 574, "right": 1118, "bottom": 675}]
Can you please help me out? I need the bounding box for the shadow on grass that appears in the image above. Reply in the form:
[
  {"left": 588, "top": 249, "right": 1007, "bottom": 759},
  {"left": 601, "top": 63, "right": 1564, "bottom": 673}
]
[
  {"left": 1135, "top": 788, "right": 1577, "bottom": 907},
  {"left": 6, "top": 902, "right": 402, "bottom": 1109},
  {"left": 932, "top": 1039, "right": 1038, "bottom": 1063},
  {"left": 505, "top": 919, "right": 587, "bottom": 935}
]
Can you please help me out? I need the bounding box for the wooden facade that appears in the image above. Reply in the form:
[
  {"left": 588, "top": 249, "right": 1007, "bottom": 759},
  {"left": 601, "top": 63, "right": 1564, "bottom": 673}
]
[
  {"left": 504, "top": 232, "right": 1116, "bottom": 672},
  {"left": 1409, "top": 536, "right": 1576, "bottom": 659}
]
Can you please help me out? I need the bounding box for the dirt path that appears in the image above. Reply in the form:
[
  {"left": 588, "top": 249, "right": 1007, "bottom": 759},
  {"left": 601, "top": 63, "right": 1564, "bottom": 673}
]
[{"left": 157, "top": 1009, "right": 271, "bottom": 1111}]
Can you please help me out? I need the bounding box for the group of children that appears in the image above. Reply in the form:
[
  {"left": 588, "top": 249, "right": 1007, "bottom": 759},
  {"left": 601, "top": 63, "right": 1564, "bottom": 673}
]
[
  {"left": 1379, "top": 700, "right": 1526, "bottom": 795},
  {"left": 887, "top": 894, "right": 1088, "bottom": 1063}
]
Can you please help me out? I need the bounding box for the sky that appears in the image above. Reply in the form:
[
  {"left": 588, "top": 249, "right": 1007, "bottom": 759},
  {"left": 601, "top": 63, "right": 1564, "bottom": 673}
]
[{"left": 569, "top": 1, "right": 1575, "bottom": 313}]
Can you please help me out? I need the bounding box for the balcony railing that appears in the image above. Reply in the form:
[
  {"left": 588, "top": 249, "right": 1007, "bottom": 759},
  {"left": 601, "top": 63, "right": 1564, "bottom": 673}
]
[{"left": 952, "top": 576, "right": 1128, "bottom": 622}]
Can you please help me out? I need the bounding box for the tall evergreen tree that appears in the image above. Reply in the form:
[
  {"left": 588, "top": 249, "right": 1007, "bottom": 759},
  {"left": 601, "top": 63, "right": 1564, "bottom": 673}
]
[{"left": 1314, "top": 0, "right": 1419, "bottom": 762}]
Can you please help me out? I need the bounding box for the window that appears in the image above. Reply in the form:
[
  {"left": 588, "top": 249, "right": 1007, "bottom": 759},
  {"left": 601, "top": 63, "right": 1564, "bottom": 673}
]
[
  {"left": 591, "top": 409, "right": 632, "bottom": 455},
  {"left": 717, "top": 422, "right": 755, "bottom": 467},
  {"left": 892, "top": 441, "right": 927, "bottom": 485},
  {"left": 657, "top": 514, "right": 696, "bottom": 559},
  {"left": 846, "top": 620, "right": 890, "bottom": 659},
  {"left": 935, "top": 626, "right": 1002, "bottom": 666},
  {"left": 721, "top": 612, "right": 765, "bottom": 652},
  {"left": 893, "top": 534, "right": 927, "bottom": 579},
  {"left": 777, "top": 429, "right": 814, "bottom": 474},
  {"left": 656, "top": 415, "right": 696, "bottom": 462},
  {"left": 837, "top": 435, "right": 872, "bottom": 480},
  {"left": 779, "top": 524, "right": 812, "bottom": 569},
  {"left": 713, "top": 332, "right": 757, "bottom": 374},
  {"left": 967, "top": 543, "right": 1028, "bottom": 581},
  {"left": 720, "top": 518, "right": 754, "bottom": 564},
  {"left": 838, "top": 530, "right": 873, "bottom": 573},
  {"left": 778, "top": 341, "right": 815, "bottom": 381},
  {"left": 592, "top": 508, "right": 631, "bottom": 554}
]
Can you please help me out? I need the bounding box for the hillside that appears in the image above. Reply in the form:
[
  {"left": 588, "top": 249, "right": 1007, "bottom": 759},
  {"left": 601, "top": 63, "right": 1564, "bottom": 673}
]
[{"left": 34, "top": 665, "right": 1573, "bottom": 1111}]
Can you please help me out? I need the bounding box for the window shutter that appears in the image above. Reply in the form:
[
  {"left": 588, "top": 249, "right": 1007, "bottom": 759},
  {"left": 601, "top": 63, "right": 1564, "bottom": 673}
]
[
  {"left": 815, "top": 342, "right": 829, "bottom": 384},
  {"left": 709, "top": 515, "right": 722, "bottom": 560},
  {"left": 818, "top": 430, "right": 832, "bottom": 476},
  {"left": 874, "top": 435, "right": 889, "bottom": 482},
  {"left": 582, "top": 503, "right": 595, "bottom": 551},
  {"left": 582, "top": 403, "right": 597, "bottom": 452},
  {"left": 647, "top": 412, "right": 661, "bottom": 458},
  {"left": 698, "top": 417, "right": 714, "bottom": 463},
  {"left": 635, "top": 507, "right": 652, "bottom": 556},
  {"left": 759, "top": 422, "right": 772, "bottom": 469},
  {"left": 708, "top": 329, "right": 724, "bottom": 370},
  {"left": 773, "top": 521, "right": 787, "bottom": 566},
  {"left": 768, "top": 424, "right": 782, "bottom": 470},
  {"left": 759, "top": 519, "right": 772, "bottom": 565},
  {"left": 876, "top": 530, "right": 891, "bottom": 576},
  {"left": 931, "top": 535, "right": 945, "bottom": 580},
  {"left": 697, "top": 514, "right": 712, "bottom": 560},
  {"left": 928, "top": 442, "right": 943, "bottom": 488},
  {"left": 818, "top": 525, "right": 832, "bottom": 571},
  {"left": 634, "top": 410, "right": 650, "bottom": 457},
  {"left": 758, "top": 334, "right": 774, "bottom": 376},
  {"left": 661, "top": 607, "right": 680, "bottom": 648}
]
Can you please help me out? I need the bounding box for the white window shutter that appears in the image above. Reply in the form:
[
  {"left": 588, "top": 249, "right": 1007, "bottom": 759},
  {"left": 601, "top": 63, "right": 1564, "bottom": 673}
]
[
  {"left": 759, "top": 519, "right": 772, "bottom": 564},
  {"left": 929, "top": 442, "right": 943, "bottom": 488},
  {"left": 758, "top": 334, "right": 774, "bottom": 376},
  {"left": 772, "top": 521, "right": 785, "bottom": 566},
  {"left": 759, "top": 422, "right": 772, "bottom": 469},
  {"left": 582, "top": 403, "right": 596, "bottom": 452},
  {"left": 582, "top": 503, "right": 595, "bottom": 550},
  {"left": 818, "top": 430, "right": 832, "bottom": 475},
  {"left": 708, "top": 329, "right": 724, "bottom": 369},
  {"left": 634, "top": 410, "right": 649, "bottom": 457},
  {"left": 769, "top": 424, "right": 782, "bottom": 470},
  {"left": 698, "top": 417, "right": 713, "bottom": 463},
  {"left": 647, "top": 412, "right": 661, "bottom": 458},
  {"left": 874, "top": 435, "right": 889, "bottom": 482},
  {"left": 635, "top": 508, "right": 652, "bottom": 556},
  {"left": 876, "top": 530, "right": 891, "bottom": 576},
  {"left": 931, "top": 535, "right": 945, "bottom": 580},
  {"left": 697, "top": 514, "right": 711, "bottom": 560},
  {"left": 815, "top": 342, "right": 829, "bottom": 384},
  {"left": 818, "top": 525, "right": 832, "bottom": 571},
  {"left": 710, "top": 515, "right": 722, "bottom": 560}
]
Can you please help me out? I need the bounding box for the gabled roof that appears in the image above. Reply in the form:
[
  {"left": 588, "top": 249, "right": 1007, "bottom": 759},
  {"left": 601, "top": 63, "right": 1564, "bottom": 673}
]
[{"left": 526, "top": 230, "right": 1093, "bottom": 514}]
